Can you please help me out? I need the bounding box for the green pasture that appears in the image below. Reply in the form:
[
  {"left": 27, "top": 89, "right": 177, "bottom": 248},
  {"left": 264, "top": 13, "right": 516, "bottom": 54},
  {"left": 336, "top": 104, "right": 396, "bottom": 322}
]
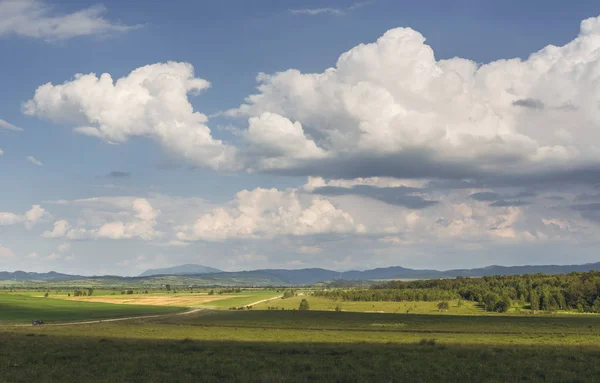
[
  {"left": 254, "top": 296, "right": 489, "bottom": 314},
  {"left": 2, "top": 334, "right": 599, "bottom": 382},
  {"left": 200, "top": 289, "right": 281, "bottom": 309},
  {"left": 2, "top": 309, "right": 600, "bottom": 382},
  {"left": 0, "top": 293, "right": 184, "bottom": 324}
]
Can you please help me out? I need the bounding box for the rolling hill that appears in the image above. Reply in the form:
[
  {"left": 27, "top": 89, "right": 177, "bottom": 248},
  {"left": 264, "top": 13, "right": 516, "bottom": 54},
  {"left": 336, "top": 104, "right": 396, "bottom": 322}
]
[
  {"left": 2, "top": 261, "right": 600, "bottom": 286},
  {"left": 138, "top": 264, "right": 222, "bottom": 277}
]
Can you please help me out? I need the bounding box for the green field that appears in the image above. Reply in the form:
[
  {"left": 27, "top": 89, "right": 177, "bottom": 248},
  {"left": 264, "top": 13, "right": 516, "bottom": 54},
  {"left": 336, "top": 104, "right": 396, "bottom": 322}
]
[
  {"left": 254, "top": 296, "right": 491, "bottom": 315},
  {"left": 200, "top": 289, "right": 281, "bottom": 309},
  {"left": 3, "top": 290, "right": 600, "bottom": 381},
  {"left": 3, "top": 309, "right": 600, "bottom": 382},
  {"left": 0, "top": 293, "right": 184, "bottom": 324}
]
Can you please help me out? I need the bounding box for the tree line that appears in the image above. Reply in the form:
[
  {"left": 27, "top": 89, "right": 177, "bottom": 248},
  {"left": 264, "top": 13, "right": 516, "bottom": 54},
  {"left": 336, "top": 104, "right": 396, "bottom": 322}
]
[{"left": 314, "top": 271, "right": 600, "bottom": 312}]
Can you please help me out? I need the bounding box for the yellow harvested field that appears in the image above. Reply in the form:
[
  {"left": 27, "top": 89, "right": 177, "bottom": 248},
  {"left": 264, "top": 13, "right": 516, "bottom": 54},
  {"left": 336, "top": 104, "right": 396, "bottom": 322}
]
[{"left": 61, "top": 294, "right": 237, "bottom": 307}]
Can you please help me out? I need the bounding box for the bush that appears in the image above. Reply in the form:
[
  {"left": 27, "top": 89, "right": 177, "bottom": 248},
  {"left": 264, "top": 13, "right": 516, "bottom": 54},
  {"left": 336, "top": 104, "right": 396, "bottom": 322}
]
[
  {"left": 494, "top": 300, "right": 511, "bottom": 313},
  {"left": 437, "top": 301, "right": 449, "bottom": 311},
  {"left": 299, "top": 299, "right": 310, "bottom": 311},
  {"left": 419, "top": 339, "right": 437, "bottom": 346}
]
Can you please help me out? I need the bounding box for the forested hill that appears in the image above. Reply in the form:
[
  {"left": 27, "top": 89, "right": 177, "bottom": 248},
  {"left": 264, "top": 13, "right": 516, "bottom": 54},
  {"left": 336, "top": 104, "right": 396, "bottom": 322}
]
[
  {"left": 2, "top": 261, "right": 600, "bottom": 285},
  {"left": 139, "top": 264, "right": 222, "bottom": 277}
]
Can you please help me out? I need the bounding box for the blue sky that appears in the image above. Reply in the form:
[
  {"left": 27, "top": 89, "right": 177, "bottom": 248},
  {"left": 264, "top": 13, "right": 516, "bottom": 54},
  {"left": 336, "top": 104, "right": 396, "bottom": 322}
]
[{"left": 1, "top": 0, "right": 600, "bottom": 275}]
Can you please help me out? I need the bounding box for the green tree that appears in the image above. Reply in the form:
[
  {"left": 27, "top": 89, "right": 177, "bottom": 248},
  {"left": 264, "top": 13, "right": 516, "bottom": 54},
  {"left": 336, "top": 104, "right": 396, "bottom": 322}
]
[
  {"left": 530, "top": 289, "right": 540, "bottom": 310},
  {"left": 298, "top": 299, "right": 310, "bottom": 311},
  {"left": 591, "top": 297, "right": 600, "bottom": 313},
  {"left": 165, "top": 284, "right": 171, "bottom": 292},
  {"left": 208, "top": 289, "right": 214, "bottom": 295},
  {"left": 483, "top": 293, "right": 500, "bottom": 312}
]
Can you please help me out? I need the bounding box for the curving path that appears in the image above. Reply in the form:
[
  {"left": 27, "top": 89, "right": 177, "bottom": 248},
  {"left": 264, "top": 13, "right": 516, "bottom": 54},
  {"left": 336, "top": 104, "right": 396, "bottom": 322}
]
[{"left": 3, "top": 307, "right": 205, "bottom": 328}]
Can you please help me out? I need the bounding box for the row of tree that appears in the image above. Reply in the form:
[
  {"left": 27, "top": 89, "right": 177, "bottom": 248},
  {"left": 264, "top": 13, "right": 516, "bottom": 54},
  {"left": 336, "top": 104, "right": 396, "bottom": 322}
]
[
  {"left": 313, "top": 288, "right": 459, "bottom": 302},
  {"left": 315, "top": 271, "right": 600, "bottom": 312}
]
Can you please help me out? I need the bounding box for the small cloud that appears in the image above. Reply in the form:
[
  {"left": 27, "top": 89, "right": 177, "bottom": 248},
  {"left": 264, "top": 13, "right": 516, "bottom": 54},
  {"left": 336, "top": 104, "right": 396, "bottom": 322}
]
[
  {"left": 106, "top": 171, "right": 131, "bottom": 178},
  {"left": 378, "top": 236, "right": 404, "bottom": 244},
  {"left": 58, "top": 242, "right": 71, "bottom": 253},
  {"left": 0, "top": 118, "right": 23, "bottom": 132},
  {"left": 166, "top": 240, "right": 190, "bottom": 247},
  {"left": 46, "top": 252, "right": 59, "bottom": 260},
  {"left": 289, "top": 8, "right": 345, "bottom": 16},
  {"left": 290, "top": 1, "right": 374, "bottom": 16},
  {"left": 489, "top": 200, "right": 531, "bottom": 207},
  {"left": 0, "top": 244, "right": 15, "bottom": 258},
  {"left": 0, "top": 148, "right": 3, "bottom": 156},
  {"left": 0, "top": 0, "right": 142, "bottom": 41},
  {"left": 470, "top": 191, "right": 501, "bottom": 201},
  {"left": 512, "top": 98, "right": 545, "bottom": 109},
  {"left": 156, "top": 161, "right": 182, "bottom": 170},
  {"left": 298, "top": 245, "right": 323, "bottom": 254},
  {"left": 27, "top": 156, "right": 43, "bottom": 166},
  {"left": 349, "top": 1, "right": 375, "bottom": 10},
  {"left": 27, "top": 252, "right": 38, "bottom": 259}
]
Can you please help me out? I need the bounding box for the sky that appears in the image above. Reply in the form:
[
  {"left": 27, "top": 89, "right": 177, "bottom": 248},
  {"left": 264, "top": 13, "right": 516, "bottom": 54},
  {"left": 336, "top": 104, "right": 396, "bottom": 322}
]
[{"left": 1, "top": 0, "right": 600, "bottom": 276}]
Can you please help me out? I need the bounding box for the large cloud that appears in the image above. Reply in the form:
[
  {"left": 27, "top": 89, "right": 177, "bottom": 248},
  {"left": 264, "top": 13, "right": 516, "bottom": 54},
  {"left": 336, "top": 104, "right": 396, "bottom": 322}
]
[
  {"left": 0, "top": 0, "right": 138, "bottom": 41},
  {"left": 0, "top": 205, "right": 47, "bottom": 229},
  {"left": 24, "top": 62, "right": 238, "bottom": 170},
  {"left": 227, "top": 16, "right": 600, "bottom": 182},
  {"left": 45, "top": 198, "right": 160, "bottom": 240},
  {"left": 26, "top": 16, "right": 600, "bottom": 185},
  {"left": 176, "top": 188, "right": 363, "bottom": 241}
]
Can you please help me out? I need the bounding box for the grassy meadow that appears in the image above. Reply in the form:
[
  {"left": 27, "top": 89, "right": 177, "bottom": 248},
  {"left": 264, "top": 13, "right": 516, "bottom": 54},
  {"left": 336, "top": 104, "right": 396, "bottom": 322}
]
[
  {"left": 254, "top": 296, "right": 490, "bottom": 315},
  {"left": 0, "top": 293, "right": 185, "bottom": 324},
  {"left": 3, "top": 289, "right": 600, "bottom": 381}
]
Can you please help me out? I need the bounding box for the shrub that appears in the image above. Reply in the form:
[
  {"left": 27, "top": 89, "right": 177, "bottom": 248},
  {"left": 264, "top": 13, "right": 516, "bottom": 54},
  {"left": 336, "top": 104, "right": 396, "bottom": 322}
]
[
  {"left": 299, "top": 299, "right": 310, "bottom": 311},
  {"left": 437, "top": 301, "right": 449, "bottom": 311},
  {"left": 419, "top": 339, "right": 437, "bottom": 346}
]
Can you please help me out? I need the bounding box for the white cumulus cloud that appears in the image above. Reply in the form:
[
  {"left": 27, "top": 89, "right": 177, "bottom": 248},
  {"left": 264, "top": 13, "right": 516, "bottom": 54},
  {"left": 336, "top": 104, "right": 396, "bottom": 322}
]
[
  {"left": 227, "top": 16, "right": 600, "bottom": 181},
  {"left": 176, "top": 188, "right": 363, "bottom": 241},
  {"left": 0, "top": 205, "right": 47, "bottom": 229},
  {"left": 42, "top": 219, "right": 70, "bottom": 238},
  {"left": 49, "top": 198, "right": 161, "bottom": 241},
  {"left": 24, "top": 62, "right": 238, "bottom": 170}
]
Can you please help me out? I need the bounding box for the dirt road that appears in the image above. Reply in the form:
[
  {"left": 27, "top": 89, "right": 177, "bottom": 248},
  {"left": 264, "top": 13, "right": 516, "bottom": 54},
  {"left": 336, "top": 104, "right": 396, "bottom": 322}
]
[{"left": 3, "top": 307, "right": 205, "bottom": 328}]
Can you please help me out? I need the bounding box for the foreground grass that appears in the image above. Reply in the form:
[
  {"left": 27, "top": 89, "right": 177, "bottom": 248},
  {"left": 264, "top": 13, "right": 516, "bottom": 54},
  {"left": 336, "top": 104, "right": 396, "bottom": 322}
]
[
  {"left": 0, "top": 293, "right": 184, "bottom": 324},
  {"left": 3, "top": 310, "right": 600, "bottom": 381},
  {"left": 1, "top": 333, "right": 599, "bottom": 382},
  {"left": 5, "top": 309, "right": 600, "bottom": 346}
]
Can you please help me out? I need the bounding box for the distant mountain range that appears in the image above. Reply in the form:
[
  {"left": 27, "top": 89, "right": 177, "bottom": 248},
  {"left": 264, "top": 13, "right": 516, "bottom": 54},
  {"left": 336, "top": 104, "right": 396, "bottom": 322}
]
[
  {"left": 2, "top": 262, "right": 600, "bottom": 285},
  {"left": 138, "top": 264, "right": 222, "bottom": 277}
]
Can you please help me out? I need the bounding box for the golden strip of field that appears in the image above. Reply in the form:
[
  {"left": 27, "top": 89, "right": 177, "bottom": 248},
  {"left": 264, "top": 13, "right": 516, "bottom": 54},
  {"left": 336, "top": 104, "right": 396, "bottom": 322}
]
[{"left": 63, "top": 294, "right": 237, "bottom": 307}]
